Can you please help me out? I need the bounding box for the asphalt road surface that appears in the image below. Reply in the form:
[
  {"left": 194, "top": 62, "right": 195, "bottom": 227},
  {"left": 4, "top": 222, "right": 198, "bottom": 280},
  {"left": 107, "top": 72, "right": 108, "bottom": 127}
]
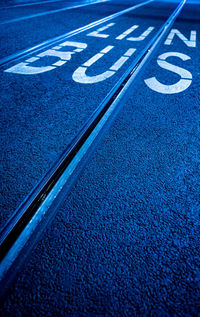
[
  {"left": 0, "top": 0, "right": 200, "bottom": 315},
  {"left": 0, "top": 0, "right": 177, "bottom": 229}
]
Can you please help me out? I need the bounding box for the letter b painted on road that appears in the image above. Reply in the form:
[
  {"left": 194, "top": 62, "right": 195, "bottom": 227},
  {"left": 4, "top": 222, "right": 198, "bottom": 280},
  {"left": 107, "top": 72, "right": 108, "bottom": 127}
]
[
  {"left": 144, "top": 52, "right": 192, "bottom": 94},
  {"left": 5, "top": 41, "right": 87, "bottom": 75}
]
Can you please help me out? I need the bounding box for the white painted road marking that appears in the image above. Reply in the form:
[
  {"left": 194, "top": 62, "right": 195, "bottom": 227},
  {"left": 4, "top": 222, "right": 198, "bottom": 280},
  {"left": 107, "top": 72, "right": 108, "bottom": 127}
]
[
  {"left": 37, "top": 49, "right": 75, "bottom": 61},
  {"left": 60, "top": 41, "right": 87, "bottom": 50},
  {"left": 5, "top": 0, "right": 196, "bottom": 95},
  {"left": 4, "top": 20, "right": 153, "bottom": 76},
  {"left": 144, "top": 52, "right": 192, "bottom": 94},
  {"left": 1, "top": 0, "right": 154, "bottom": 67},
  {"left": 5, "top": 41, "right": 87, "bottom": 75},
  {"left": 127, "top": 26, "right": 155, "bottom": 41},
  {"left": 73, "top": 47, "right": 136, "bottom": 84},
  {"left": 116, "top": 25, "right": 139, "bottom": 40},
  {"left": 0, "top": 0, "right": 189, "bottom": 290},
  {"left": 164, "top": 29, "right": 197, "bottom": 47},
  {"left": 110, "top": 56, "right": 129, "bottom": 71},
  {"left": 91, "top": 24, "right": 155, "bottom": 42},
  {"left": 4, "top": 62, "right": 56, "bottom": 75},
  {"left": 87, "top": 23, "right": 115, "bottom": 38},
  {"left": 124, "top": 48, "right": 136, "bottom": 57},
  {"left": 83, "top": 46, "right": 114, "bottom": 67},
  {"left": 25, "top": 57, "right": 40, "bottom": 63}
]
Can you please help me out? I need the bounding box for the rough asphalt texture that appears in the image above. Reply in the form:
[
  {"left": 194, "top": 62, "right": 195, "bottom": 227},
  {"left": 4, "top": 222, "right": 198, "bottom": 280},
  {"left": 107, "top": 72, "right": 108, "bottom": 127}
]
[
  {"left": 0, "top": 0, "right": 200, "bottom": 316},
  {"left": 0, "top": 0, "right": 177, "bottom": 229}
]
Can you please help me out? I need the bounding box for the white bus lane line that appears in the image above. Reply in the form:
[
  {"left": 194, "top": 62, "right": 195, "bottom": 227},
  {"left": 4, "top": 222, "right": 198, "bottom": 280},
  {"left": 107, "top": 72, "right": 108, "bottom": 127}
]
[
  {"left": 164, "top": 29, "right": 197, "bottom": 47},
  {"left": 4, "top": 1, "right": 157, "bottom": 77},
  {"left": 0, "top": 0, "right": 154, "bottom": 67},
  {"left": 5, "top": 1, "right": 197, "bottom": 96},
  {"left": 116, "top": 25, "right": 139, "bottom": 40},
  {"left": 1, "top": 0, "right": 193, "bottom": 292},
  {"left": 87, "top": 23, "right": 115, "bottom": 38},
  {"left": 144, "top": 29, "right": 197, "bottom": 94},
  {"left": 72, "top": 47, "right": 136, "bottom": 84},
  {"left": 5, "top": 41, "right": 88, "bottom": 75},
  {"left": 5, "top": 18, "right": 142, "bottom": 77},
  {"left": 5, "top": 16, "right": 197, "bottom": 95},
  {"left": 4, "top": 17, "right": 155, "bottom": 75},
  {"left": 145, "top": 52, "right": 192, "bottom": 94},
  {"left": 127, "top": 26, "right": 155, "bottom": 41}
]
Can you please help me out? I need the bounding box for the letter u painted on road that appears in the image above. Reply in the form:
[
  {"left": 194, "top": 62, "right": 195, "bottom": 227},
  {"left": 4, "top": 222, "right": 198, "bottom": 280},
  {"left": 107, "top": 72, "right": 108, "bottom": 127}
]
[
  {"left": 116, "top": 25, "right": 154, "bottom": 41},
  {"left": 144, "top": 52, "right": 192, "bottom": 94},
  {"left": 73, "top": 46, "right": 136, "bottom": 84},
  {"left": 5, "top": 41, "right": 87, "bottom": 75}
]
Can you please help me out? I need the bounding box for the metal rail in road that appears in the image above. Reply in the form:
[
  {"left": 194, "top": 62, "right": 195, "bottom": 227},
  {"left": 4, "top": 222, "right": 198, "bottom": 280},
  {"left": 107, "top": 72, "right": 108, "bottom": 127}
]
[
  {"left": 0, "top": 0, "right": 186, "bottom": 300},
  {"left": 0, "top": 0, "right": 153, "bottom": 67}
]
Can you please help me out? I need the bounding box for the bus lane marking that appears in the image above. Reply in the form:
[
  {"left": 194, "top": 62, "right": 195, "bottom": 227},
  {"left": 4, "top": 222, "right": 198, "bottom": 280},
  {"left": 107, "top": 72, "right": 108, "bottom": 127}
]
[{"left": 144, "top": 29, "right": 197, "bottom": 94}]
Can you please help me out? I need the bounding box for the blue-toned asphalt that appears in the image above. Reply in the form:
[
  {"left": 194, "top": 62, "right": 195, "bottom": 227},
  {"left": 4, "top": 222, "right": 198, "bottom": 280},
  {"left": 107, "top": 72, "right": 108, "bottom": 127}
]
[
  {"left": 0, "top": 0, "right": 140, "bottom": 59},
  {"left": 1, "top": 0, "right": 200, "bottom": 315},
  {"left": 0, "top": 0, "right": 177, "bottom": 229},
  {"left": 0, "top": 0, "right": 113, "bottom": 25}
]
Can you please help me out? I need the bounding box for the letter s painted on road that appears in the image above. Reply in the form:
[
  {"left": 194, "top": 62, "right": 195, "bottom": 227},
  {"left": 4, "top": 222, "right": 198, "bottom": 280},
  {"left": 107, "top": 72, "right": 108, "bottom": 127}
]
[{"left": 144, "top": 52, "right": 192, "bottom": 94}]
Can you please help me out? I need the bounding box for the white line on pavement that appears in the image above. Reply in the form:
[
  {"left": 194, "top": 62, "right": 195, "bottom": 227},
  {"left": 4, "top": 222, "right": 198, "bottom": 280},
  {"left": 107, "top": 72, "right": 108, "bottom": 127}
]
[{"left": 0, "top": 0, "right": 154, "bottom": 66}]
